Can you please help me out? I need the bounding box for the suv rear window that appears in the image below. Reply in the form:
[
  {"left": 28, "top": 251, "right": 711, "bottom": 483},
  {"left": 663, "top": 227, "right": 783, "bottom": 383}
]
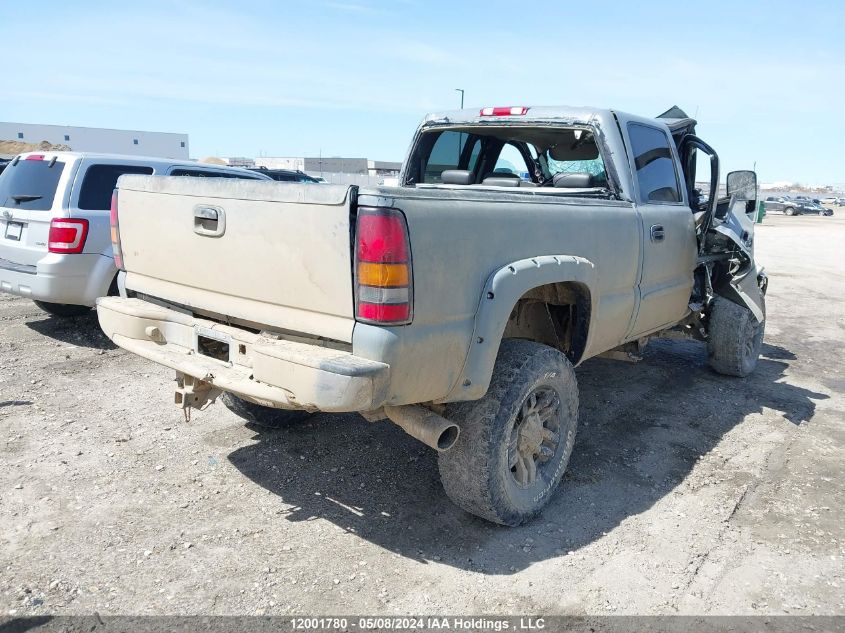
[
  {"left": 78, "top": 164, "right": 154, "bottom": 210},
  {"left": 0, "top": 158, "right": 66, "bottom": 211}
]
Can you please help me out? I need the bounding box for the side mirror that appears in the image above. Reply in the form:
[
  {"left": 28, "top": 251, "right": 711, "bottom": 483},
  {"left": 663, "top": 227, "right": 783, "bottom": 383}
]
[{"left": 727, "top": 170, "right": 757, "bottom": 202}]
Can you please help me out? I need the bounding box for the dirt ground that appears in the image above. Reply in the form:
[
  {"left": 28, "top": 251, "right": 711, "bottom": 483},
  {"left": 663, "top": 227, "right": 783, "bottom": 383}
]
[
  {"left": 1, "top": 214, "right": 844, "bottom": 617},
  {"left": 0, "top": 140, "right": 72, "bottom": 155}
]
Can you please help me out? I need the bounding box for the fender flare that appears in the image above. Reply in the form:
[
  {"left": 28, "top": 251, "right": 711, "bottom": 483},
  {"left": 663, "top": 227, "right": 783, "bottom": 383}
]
[{"left": 441, "top": 255, "right": 597, "bottom": 402}]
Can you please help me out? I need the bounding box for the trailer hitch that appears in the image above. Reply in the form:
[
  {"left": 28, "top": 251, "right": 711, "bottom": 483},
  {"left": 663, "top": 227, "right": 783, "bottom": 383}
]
[{"left": 174, "top": 372, "right": 222, "bottom": 421}]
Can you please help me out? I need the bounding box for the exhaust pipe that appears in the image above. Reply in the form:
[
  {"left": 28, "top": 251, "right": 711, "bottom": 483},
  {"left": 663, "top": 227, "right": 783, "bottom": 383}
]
[{"left": 383, "top": 405, "right": 460, "bottom": 452}]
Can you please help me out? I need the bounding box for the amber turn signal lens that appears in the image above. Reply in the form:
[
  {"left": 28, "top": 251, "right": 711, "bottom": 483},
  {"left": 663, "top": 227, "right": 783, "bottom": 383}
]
[{"left": 357, "top": 262, "right": 409, "bottom": 287}]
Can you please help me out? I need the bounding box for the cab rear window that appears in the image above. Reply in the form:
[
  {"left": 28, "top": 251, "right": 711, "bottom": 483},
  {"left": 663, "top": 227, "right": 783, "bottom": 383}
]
[
  {"left": 78, "top": 164, "right": 154, "bottom": 210},
  {"left": 0, "top": 158, "right": 66, "bottom": 211}
]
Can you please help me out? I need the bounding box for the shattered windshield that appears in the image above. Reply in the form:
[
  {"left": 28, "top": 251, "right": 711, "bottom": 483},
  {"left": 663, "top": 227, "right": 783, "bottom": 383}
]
[
  {"left": 544, "top": 155, "right": 606, "bottom": 181},
  {"left": 539, "top": 129, "right": 608, "bottom": 186}
]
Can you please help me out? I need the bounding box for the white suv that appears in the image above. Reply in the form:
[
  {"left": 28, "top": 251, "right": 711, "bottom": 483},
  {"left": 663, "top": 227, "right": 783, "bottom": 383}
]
[{"left": 0, "top": 152, "right": 269, "bottom": 317}]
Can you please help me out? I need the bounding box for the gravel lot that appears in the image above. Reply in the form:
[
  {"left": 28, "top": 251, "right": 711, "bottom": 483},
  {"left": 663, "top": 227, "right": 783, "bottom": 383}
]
[{"left": 1, "top": 214, "right": 843, "bottom": 616}]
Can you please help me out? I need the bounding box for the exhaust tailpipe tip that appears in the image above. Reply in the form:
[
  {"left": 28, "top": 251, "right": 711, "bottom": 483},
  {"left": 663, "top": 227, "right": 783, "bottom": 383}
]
[
  {"left": 383, "top": 405, "right": 460, "bottom": 452},
  {"left": 435, "top": 424, "right": 460, "bottom": 451}
]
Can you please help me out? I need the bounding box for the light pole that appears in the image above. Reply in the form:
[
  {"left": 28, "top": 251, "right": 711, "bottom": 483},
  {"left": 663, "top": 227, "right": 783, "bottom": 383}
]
[{"left": 455, "top": 88, "right": 464, "bottom": 109}]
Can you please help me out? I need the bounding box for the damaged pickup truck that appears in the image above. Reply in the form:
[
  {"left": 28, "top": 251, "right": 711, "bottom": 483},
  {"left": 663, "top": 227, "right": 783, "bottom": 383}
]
[{"left": 97, "top": 105, "right": 767, "bottom": 526}]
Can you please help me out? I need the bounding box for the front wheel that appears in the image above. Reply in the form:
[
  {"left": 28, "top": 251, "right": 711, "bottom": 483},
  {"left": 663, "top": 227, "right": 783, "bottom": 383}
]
[
  {"left": 438, "top": 340, "right": 579, "bottom": 526},
  {"left": 222, "top": 392, "right": 312, "bottom": 428},
  {"left": 784, "top": 207, "right": 796, "bottom": 216},
  {"left": 707, "top": 297, "right": 765, "bottom": 377},
  {"left": 33, "top": 301, "right": 91, "bottom": 318}
]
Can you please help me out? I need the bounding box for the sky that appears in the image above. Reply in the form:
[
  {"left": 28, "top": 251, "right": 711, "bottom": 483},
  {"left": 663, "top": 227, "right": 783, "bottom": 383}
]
[{"left": 1, "top": 0, "right": 843, "bottom": 184}]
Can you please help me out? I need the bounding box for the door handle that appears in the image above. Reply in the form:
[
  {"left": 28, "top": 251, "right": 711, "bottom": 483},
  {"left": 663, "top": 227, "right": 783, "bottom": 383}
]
[
  {"left": 193, "top": 205, "right": 226, "bottom": 237},
  {"left": 650, "top": 224, "right": 665, "bottom": 242}
]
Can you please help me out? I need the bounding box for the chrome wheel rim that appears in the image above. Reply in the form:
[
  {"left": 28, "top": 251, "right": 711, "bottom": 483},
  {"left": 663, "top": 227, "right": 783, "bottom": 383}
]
[{"left": 508, "top": 387, "right": 561, "bottom": 487}]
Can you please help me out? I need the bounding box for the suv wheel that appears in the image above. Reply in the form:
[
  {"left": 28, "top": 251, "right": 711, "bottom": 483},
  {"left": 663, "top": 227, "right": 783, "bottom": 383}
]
[
  {"left": 707, "top": 297, "right": 765, "bottom": 377},
  {"left": 784, "top": 207, "right": 796, "bottom": 216},
  {"left": 222, "top": 392, "right": 312, "bottom": 428},
  {"left": 33, "top": 301, "right": 91, "bottom": 318},
  {"left": 438, "top": 339, "right": 578, "bottom": 526}
]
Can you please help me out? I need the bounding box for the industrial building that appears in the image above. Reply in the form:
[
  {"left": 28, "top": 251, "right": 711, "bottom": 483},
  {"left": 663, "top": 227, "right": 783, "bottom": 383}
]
[
  {"left": 0, "top": 122, "right": 189, "bottom": 159},
  {"left": 228, "top": 156, "right": 402, "bottom": 178}
]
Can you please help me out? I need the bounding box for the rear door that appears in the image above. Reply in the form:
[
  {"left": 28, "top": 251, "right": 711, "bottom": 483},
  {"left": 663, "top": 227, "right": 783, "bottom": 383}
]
[
  {"left": 617, "top": 117, "right": 698, "bottom": 337},
  {"left": 764, "top": 197, "right": 778, "bottom": 213},
  {"left": 0, "top": 154, "right": 75, "bottom": 266},
  {"left": 70, "top": 161, "right": 156, "bottom": 259}
]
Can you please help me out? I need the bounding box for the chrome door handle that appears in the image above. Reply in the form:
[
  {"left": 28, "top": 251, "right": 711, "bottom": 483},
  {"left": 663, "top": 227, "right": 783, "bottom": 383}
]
[
  {"left": 650, "top": 224, "right": 665, "bottom": 242},
  {"left": 193, "top": 205, "right": 225, "bottom": 237}
]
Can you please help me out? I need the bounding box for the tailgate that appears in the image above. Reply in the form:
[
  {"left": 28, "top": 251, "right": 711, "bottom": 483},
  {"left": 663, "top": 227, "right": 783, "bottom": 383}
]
[{"left": 116, "top": 176, "right": 356, "bottom": 342}]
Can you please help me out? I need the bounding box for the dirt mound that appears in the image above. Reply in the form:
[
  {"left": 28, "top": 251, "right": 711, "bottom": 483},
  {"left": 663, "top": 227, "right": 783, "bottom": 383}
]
[
  {"left": 0, "top": 140, "right": 72, "bottom": 155},
  {"left": 198, "top": 156, "right": 227, "bottom": 165}
]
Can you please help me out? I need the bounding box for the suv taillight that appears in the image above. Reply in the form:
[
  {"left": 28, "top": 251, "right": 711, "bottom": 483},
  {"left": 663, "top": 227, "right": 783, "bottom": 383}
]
[
  {"left": 354, "top": 206, "right": 412, "bottom": 324},
  {"left": 48, "top": 218, "right": 89, "bottom": 254},
  {"left": 110, "top": 190, "right": 124, "bottom": 270}
]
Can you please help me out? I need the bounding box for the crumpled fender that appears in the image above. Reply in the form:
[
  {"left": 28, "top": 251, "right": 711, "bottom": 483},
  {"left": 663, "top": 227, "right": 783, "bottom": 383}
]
[
  {"left": 717, "top": 261, "right": 766, "bottom": 323},
  {"left": 710, "top": 199, "right": 766, "bottom": 322}
]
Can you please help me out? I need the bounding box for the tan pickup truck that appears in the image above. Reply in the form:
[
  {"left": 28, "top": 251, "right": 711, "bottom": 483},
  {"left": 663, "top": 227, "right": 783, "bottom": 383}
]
[{"left": 97, "top": 105, "right": 767, "bottom": 525}]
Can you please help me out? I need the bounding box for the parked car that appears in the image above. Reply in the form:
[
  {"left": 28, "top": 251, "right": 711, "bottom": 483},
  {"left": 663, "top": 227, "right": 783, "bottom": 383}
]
[
  {"left": 98, "top": 105, "right": 766, "bottom": 526},
  {"left": 0, "top": 152, "right": 270, "bottom": 317},
  {"left": 248, "top": 167, "right": 321, "bottom": 183},
  {"left": 0, "top": 158, "right": 10, "bottom": 175},
  {"left": 805, "top": 201, "right": 834, "bottom": 216},
  {"left": 762, "top": 196, "right": 815, "bottom": 216},
  {"left": 793, "top": 196, "right": 834, "bottom": 215}
]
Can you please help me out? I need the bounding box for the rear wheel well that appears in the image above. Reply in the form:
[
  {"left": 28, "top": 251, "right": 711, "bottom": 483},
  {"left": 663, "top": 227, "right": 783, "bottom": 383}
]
[{"left": 501, "top": 282, "right": 591, "bottom": 364}]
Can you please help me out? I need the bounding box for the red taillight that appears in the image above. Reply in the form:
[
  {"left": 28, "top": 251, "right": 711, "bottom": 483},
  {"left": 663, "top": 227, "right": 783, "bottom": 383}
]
[
  {"left": 354, "top": 207, "right": 412, "bottom": 325},
  {"left": 357, "top": 302, "right": 410, "bottom": 322},
  {"left": 480, "top": 106, "right": 529, "bottom": 116},
  {"left": 110, "top": 189, "right": 124, "bottom": 270},
  {"left": 48, "top": 218, "right": 89, "bottom": 254},
  {"left": 357, "top": 213, "right": 409, "bottom": 263},
  {"left": 25, "top": 154, "right": 45, "bottom": 161}
]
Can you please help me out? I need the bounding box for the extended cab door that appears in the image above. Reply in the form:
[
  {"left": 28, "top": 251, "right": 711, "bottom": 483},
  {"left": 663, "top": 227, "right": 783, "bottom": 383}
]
[{"left": 618, "top": 117, "right": 697, "bottom": 338}]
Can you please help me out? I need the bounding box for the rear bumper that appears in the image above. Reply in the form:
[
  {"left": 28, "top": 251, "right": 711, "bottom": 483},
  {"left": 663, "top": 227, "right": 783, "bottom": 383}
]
[
  {"left": 96, "top": 297, "right": 390, "bottom": 412},
  {"left": 0, "top": 252, "right": 115, "bottom": 306}
]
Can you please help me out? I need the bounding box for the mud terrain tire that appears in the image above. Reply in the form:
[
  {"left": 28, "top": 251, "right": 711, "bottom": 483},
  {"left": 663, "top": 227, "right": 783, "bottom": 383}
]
[
  {"left": 438, "top": 339, "right": 578, "bottom": 526},
  {"left": 222, "top": 392, "right": 312, "bottom": 428},
  {"left": 33, "top": 301, "right": 91, "bottom": 318},
  {"left": 707, "top": 297, "right": 765, "bottom": 377}
]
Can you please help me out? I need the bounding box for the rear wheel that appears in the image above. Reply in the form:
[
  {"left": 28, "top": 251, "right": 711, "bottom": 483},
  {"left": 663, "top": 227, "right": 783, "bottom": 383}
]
[
  {"left": 33, "top": 301, "right": 91, "bottom": 318},
  {"left": 438, "top": 339, "right": 579, "bottom": 526},
  {"left": 222, "top": 392, "right": 312, "bottom": 428},
  {"left": 707, "top": 297, "right": 765, "bottom": 377}
]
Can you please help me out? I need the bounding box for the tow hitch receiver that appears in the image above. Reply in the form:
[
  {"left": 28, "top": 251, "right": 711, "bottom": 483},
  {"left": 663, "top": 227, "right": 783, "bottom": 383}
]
[{"left": 174, "top": 372, "right": 222, "bottom": 419}]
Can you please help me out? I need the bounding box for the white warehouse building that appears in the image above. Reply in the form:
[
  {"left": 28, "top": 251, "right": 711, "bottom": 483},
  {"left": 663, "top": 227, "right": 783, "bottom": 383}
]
[{"left": 0, "top": 122, "right": 189, "bottom": 159}]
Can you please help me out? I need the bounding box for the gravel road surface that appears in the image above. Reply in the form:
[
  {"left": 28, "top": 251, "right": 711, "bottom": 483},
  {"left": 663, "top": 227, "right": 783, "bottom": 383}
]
[{"left": 1, "top": 214, "right": 843, "bottom": 616}]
